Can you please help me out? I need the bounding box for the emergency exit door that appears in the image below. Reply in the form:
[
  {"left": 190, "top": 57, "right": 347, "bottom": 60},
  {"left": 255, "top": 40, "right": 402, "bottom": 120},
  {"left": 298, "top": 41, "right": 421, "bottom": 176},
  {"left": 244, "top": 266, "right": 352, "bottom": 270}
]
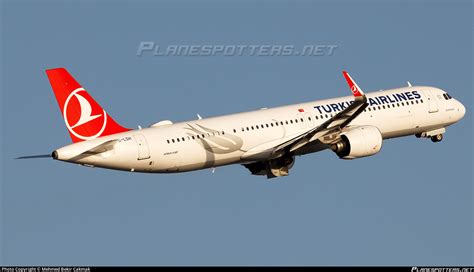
[
  {"left": 134, "top": 134, "right": 151, "bottom": 160},
  {"left": 424, "top": 90, "right": 439, "bottom": 113}
]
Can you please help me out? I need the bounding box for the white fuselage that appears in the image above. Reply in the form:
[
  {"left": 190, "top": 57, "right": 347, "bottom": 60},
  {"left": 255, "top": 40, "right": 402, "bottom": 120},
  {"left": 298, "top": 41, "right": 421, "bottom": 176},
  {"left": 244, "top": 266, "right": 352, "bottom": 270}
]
[{"left": 54, "top": 86, "right": 465, "bottom": 173}]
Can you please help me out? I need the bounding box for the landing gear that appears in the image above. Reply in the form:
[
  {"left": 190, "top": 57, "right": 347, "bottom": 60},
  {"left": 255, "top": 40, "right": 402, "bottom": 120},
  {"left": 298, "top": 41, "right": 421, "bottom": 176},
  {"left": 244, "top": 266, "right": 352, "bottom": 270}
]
[
  {"left": 431, "top": 134, "right": 443, "bottom": 143},
  {"left": 242, "top": 155, "right": 295, "bottom": 179},
  {"left": 265, "top": 155, "right": 295, "bottom": 179},
  {"left": 417, "top": 128, "right": 446, "bottom": 143}
]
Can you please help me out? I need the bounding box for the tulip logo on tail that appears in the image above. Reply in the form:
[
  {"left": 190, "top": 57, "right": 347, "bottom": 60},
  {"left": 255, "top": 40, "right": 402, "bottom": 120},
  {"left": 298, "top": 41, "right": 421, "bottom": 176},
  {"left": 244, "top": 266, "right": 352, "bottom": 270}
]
[
  {"left": 46, "top": 68, "right": 130, "bottom": 143},
  {"left": 63, "top": 88, "right": 107, "bottom": 140},
  {"left": 351, "top": 85, "right": 359, "bottom": 95}
]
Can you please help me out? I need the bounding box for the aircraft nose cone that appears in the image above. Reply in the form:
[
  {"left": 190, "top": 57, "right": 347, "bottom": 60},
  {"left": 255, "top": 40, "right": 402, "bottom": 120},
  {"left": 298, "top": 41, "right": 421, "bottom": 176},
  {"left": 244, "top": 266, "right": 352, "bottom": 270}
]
[{"left": 457, "top": 101, "right": 466, "bottom": 120}]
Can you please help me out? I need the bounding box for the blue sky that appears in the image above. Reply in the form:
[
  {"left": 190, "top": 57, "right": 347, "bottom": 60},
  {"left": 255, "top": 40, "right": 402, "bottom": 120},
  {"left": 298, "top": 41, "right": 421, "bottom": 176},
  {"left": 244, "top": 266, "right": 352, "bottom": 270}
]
[{"left": 1, "top": 0, "right": 472, "bottom": 265}]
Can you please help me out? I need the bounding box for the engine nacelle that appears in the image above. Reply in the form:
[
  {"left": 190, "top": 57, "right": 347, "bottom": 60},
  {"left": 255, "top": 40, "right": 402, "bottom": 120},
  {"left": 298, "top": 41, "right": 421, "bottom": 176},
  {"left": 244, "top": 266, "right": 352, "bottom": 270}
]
[{"left": 331, "top": 126, "right": 383, "bottom": 159}]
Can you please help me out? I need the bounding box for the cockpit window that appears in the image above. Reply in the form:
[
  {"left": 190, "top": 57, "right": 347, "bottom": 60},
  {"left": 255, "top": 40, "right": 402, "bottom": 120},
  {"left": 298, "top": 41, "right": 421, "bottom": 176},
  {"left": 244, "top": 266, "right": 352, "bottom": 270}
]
[{"left": 443, "top": 93, "right": 453, "bottom": 100}]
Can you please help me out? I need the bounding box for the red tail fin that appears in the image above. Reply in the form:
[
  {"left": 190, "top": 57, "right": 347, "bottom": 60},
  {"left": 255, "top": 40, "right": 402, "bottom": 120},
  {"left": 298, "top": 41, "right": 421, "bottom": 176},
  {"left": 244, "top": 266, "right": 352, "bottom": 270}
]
[{"left": 46, "top": 68, "right": 130, "bottom": 143}]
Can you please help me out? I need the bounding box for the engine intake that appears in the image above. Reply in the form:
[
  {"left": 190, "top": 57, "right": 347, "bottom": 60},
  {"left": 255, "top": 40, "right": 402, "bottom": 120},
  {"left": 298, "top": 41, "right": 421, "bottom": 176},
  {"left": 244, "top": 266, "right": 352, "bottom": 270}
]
[{"left": 331, "top": 126, "right": 383, "bottom": 159}]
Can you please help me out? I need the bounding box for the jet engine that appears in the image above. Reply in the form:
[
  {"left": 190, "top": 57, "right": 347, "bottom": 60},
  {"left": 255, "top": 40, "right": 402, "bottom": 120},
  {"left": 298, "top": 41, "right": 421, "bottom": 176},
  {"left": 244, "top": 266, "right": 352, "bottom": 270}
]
[{"left": 331, "top": 126, "right": 382, "bottom": 159}]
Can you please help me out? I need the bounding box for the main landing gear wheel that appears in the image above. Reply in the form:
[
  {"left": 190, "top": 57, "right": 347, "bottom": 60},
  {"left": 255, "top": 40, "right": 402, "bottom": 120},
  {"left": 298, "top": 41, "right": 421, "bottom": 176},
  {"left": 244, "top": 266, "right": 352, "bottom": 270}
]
[{"left": 431, "top": 134, "right": 443, "bottom": 142}]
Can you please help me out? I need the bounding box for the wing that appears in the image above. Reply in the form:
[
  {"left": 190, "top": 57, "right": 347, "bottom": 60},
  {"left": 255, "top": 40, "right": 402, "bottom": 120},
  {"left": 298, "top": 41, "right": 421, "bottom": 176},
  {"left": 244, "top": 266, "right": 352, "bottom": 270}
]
[{"left": 241, "top": 71, "right": 368, "bottom": 161}]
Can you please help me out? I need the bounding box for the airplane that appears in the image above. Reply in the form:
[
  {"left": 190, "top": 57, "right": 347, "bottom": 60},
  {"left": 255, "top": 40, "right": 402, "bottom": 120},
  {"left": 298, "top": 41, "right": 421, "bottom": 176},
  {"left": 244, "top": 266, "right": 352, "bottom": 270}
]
[{"left": 17, "top": 68, "right": 466, "bottom": 178}]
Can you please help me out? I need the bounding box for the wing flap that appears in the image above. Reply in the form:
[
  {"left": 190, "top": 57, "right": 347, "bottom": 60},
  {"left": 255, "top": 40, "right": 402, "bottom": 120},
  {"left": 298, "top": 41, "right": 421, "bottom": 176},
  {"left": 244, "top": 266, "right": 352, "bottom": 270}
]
[{"left": 241, "top": 135, "right": 300, "bottom": 161}]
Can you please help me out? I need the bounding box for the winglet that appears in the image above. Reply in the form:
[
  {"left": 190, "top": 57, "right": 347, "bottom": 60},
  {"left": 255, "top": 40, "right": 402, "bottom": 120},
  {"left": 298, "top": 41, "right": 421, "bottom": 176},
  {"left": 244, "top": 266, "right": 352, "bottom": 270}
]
[{"left": 342, "top": 71, "right": 365, "bottom": 99}]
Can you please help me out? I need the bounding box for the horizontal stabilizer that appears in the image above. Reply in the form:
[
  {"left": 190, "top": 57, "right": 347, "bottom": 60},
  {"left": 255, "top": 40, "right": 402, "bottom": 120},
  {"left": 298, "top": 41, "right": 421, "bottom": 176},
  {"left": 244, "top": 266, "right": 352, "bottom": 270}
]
[{"left": 53, "top": 139, "right": 119, "bottom": 161}]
